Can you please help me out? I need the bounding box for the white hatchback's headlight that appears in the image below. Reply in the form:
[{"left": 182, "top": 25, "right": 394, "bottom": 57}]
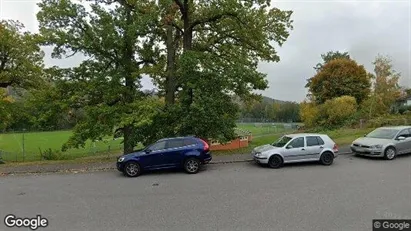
[
  {"left": 255, "top": 152, "right": 266, "bottom": 158},
  {"left": 371, "top": 144, "right": 383, "bottom": 149},
  {"left": 118, "top": 157, "right": 125, "bottom": 162}
]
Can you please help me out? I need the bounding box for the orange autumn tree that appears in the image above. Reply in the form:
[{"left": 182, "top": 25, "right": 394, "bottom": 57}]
[{"left": 307, "top": 59, "right": 371, "bottom": 105}]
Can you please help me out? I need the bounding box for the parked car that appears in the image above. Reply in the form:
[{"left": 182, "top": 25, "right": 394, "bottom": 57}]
[
  {"left": 350, "top": 126, "right": 411, "bottom": 160},
  {"left": 252, "top": 133, "right": 339, "bottom": 168},
  {"left": 117, "top": 136, "right": 212, "bottom": 177}
]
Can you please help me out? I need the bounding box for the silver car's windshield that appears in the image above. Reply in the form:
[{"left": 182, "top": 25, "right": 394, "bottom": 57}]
[
  {"left": 366, "top": 128, "right": 398, "bottom": 139},
  {"left": 272, "top": 136, "right": 293, "bottom": 147}
]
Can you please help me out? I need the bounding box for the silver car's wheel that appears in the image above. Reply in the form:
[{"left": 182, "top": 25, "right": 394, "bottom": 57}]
[
  {"left": 184, "top": 158, "right": 200, "bottom": 174},
  {"left": 124, "top": 161, "right": 141, "bottom": 177},
  {"left": 268, "top": 155, "right": 283, "bottom": 169},
  {"left": 320, "top": 152, "right": 334, "bottom": 165},
  {"left": 384, "top": 147, "right": 396, "bottom": 160}
]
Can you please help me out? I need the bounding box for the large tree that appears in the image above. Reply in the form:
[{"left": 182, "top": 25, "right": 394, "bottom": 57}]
[
  {"left": 37, "top": 0, "right": 163, "bottom": 154},
  {"left": 145, "top": 0, "right": 293, "bottom": 143},
  {"left": 307, "top": 58, "right": 371, "bottom": 104},
  {"left": 0, "top": 20, "right": 45, "bottom": 90},
  {"left": 362, "top": 54, "right": 402, "bottom": 116},
  {"left": 37, "top": 0, "right": 293, "bottom": 152},
  {"left": 305, "top": 51, "right": 351, "bottom": 90}
]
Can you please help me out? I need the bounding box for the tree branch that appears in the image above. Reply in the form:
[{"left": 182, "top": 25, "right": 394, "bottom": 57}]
[
  {"left": 173, "top": 0, "right": 185, "bottom": 15},
  {"left": 172, "top": 22, "right": 184, "bottom": 34},
  {"left": 137, "top": 58, "right": 155, "bottom": 66},
  {"left": 0, "top": 81, "right": 12, "bottom": 88},
  {"left": 0, "top": 54, "right": 8, "bottom": 71},
  {"left": 190, "top": 12, "right": 239, "bottom": 30}
]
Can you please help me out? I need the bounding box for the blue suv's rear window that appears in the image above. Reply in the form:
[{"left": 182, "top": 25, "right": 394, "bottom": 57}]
[{"left": 183, "top": 139, "right": 197, "bottom": 146}]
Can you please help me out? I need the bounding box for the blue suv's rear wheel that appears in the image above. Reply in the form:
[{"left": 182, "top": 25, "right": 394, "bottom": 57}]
[
  {"left": 124, "top": 161, "right": 141, "bottom": 177},
  {"left": 184, "top": 158, "right": 200, "bottom": 174}
]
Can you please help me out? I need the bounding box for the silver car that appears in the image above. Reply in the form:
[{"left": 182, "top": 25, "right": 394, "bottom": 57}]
[
  {"left": 350, "top": 126, "right": 411, "bottom": 160},
  {"left": 252, "top": 133, "right": 339, "bottom": 168}
]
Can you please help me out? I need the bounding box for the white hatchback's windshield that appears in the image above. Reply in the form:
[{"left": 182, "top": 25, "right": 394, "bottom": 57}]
[
  {"left": 272, "top": 136, "right": 293, "bottom": 147},
  {"left": 366, "top": 128, "right": 399, "bottom": 139}
]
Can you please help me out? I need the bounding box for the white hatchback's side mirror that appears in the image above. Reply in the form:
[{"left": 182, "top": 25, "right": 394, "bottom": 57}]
[{"left": 397, "top": 136, "right": 406, "bottom": 141}]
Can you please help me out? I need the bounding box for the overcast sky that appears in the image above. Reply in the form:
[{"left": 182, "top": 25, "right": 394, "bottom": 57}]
[{"left": 1, "top": 0, "right": 410, "bottom": 102}]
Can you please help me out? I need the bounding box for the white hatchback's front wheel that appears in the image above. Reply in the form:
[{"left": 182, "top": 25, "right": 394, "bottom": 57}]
[{"left": 384, "top": 147, "right": 396, "bottom": 160}]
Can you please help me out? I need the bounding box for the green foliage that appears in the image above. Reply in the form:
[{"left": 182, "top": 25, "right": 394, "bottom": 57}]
[
  {"left": 320, "top": 96, "right": 357, "bottom": 127},
  {"left": 371, "top": 55, "right": 402, "bottom": 111},
  {"left": 41, "top": 148, "right": 70, "bottom": 161},
  {"left": 313, "top": 50, "right": 350, "bottom": 73},
  {"left": 150, "top": 1, "right": 293, "bottom": 143},
  {"left": 37, "top": 0, "right": 162, "bottom": 153},
  {"left": 0, "top": 20, "right": 45, "bottom": 90},
  {"left": 357, "top": 55, "right": 402, "bottom": 118},
  {"left": 307, "top": 59, "right": 371, "bottom": 105},
  {"left": 365, "top": 114, "right": 411, "bottom": 128},
  {"left": 36, "top": 0, "right": 293, "bottom": 151},
  {"left": 299, "top": 101, "right": 319, "bottom": 128},
  {"left": 398, "top": 105, "right": 411, "bottom": 114},
  {"left": 239, "top": 98, "right": 300, "bottom": 122},
  {"left": 300, "top": 96, "right": 358, "bottom": 129}
]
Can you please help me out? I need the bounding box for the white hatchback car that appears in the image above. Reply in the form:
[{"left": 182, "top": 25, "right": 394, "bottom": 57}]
[{"left": 252, "top": 133, "right": 339, "bottom": 168}]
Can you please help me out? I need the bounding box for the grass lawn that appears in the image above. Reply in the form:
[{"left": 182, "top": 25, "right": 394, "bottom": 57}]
[
  {"left": 325, "top": 127, "right": 375, "bottom": 146},
  {"left": 236, "top": 122, "right": 301, "bottom": 136},
  {"left": 0, "top": 130, "right": 123, "bottom": 162}
]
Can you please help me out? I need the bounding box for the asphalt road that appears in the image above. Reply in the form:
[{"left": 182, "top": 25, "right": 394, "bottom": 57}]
[{"left": 1, "top": 154, "right": 411, "bottom": 231}]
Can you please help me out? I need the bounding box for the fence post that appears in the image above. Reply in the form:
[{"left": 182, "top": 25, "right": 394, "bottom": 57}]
[{"left": 22, "top": 129, "right": 26, "bottom": 162}]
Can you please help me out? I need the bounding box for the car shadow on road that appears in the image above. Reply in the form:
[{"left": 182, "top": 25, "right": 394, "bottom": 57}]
[
  {"left": 251, "top": 160, "right": 327, "bottom": 169},
  {"left": 115, "top": 166, "right": 211, "bottom": 178},
  {"left": 350, "top": 153, "right": 411, "bottom": 161}
]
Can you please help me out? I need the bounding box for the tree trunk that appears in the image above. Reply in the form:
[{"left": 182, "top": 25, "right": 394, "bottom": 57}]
[
  {"left": 165, "top": 24, "right": 177, "bottom": 105},
  {"left": 122, "top": 4, "right": 136, "bottom": 154},
  {"left": 182, "top": 0, "right": 194, "bottom": 106},
  {"left": 123, "top": 125, "right": 134, "bottom": 154}
]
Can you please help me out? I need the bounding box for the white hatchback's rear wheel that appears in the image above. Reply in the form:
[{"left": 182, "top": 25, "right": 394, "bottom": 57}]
[{"left": 320, "top": 152, "right": 334, "bottom": 165}]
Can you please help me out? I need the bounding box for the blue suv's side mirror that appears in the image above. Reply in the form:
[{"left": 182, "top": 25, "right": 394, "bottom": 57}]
[{"left": 144, "top": 149, "right": 152, "bottom": 154}]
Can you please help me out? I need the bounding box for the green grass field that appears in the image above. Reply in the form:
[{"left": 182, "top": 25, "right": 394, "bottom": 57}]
[
  {"left": 0, "top": 130, "right": 123, "bottom": 162},
  {"left": 236, "top": 122, "right": 301, "bottom": 136}
]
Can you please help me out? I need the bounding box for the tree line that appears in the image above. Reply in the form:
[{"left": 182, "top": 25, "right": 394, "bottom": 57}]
[
  {"left": 301, "top": 50, "right": 411, "bottom": 129},
  {"left": 238, "top": 97, "right": 301, "bottom": 122},
  {"left": 0, "top": 0, "right": 294, "bottom": 154}
]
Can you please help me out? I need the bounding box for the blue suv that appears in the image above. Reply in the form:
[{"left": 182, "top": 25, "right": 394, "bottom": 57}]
[{"left": 117, "top": 136, "right": 212, "bottom": 177}]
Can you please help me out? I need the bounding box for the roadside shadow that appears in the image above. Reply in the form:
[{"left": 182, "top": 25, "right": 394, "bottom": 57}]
[
  {"left": 116, "top": 165, "right": 211, "bottom": 178},
  {"left": 350, "top": 153, "right": 411, "bottom": 161},
  {"left": 252, "top": 160, "right": 323, "bottom": 169}
]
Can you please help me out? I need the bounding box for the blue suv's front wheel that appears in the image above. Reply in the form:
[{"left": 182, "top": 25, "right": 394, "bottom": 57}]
[{"left": 124, "top": 161, "right": 141, "bottom": 177}]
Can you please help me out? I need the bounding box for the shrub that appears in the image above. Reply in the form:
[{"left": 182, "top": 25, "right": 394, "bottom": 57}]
[
  {"left": 398, "top": 105, "right": 411, "bottom": 114},
  {"left": 299, "top": 101, "right": 319, "bottom": 128},
  {"left": 41, "top": 148, "right": 70, "bottom": 161},
  {"left": 321, "top": 96, "right": 358, "bottom": 127},
  {"left": 365, "top": 115, "right": 411, "bottom": 128}
]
